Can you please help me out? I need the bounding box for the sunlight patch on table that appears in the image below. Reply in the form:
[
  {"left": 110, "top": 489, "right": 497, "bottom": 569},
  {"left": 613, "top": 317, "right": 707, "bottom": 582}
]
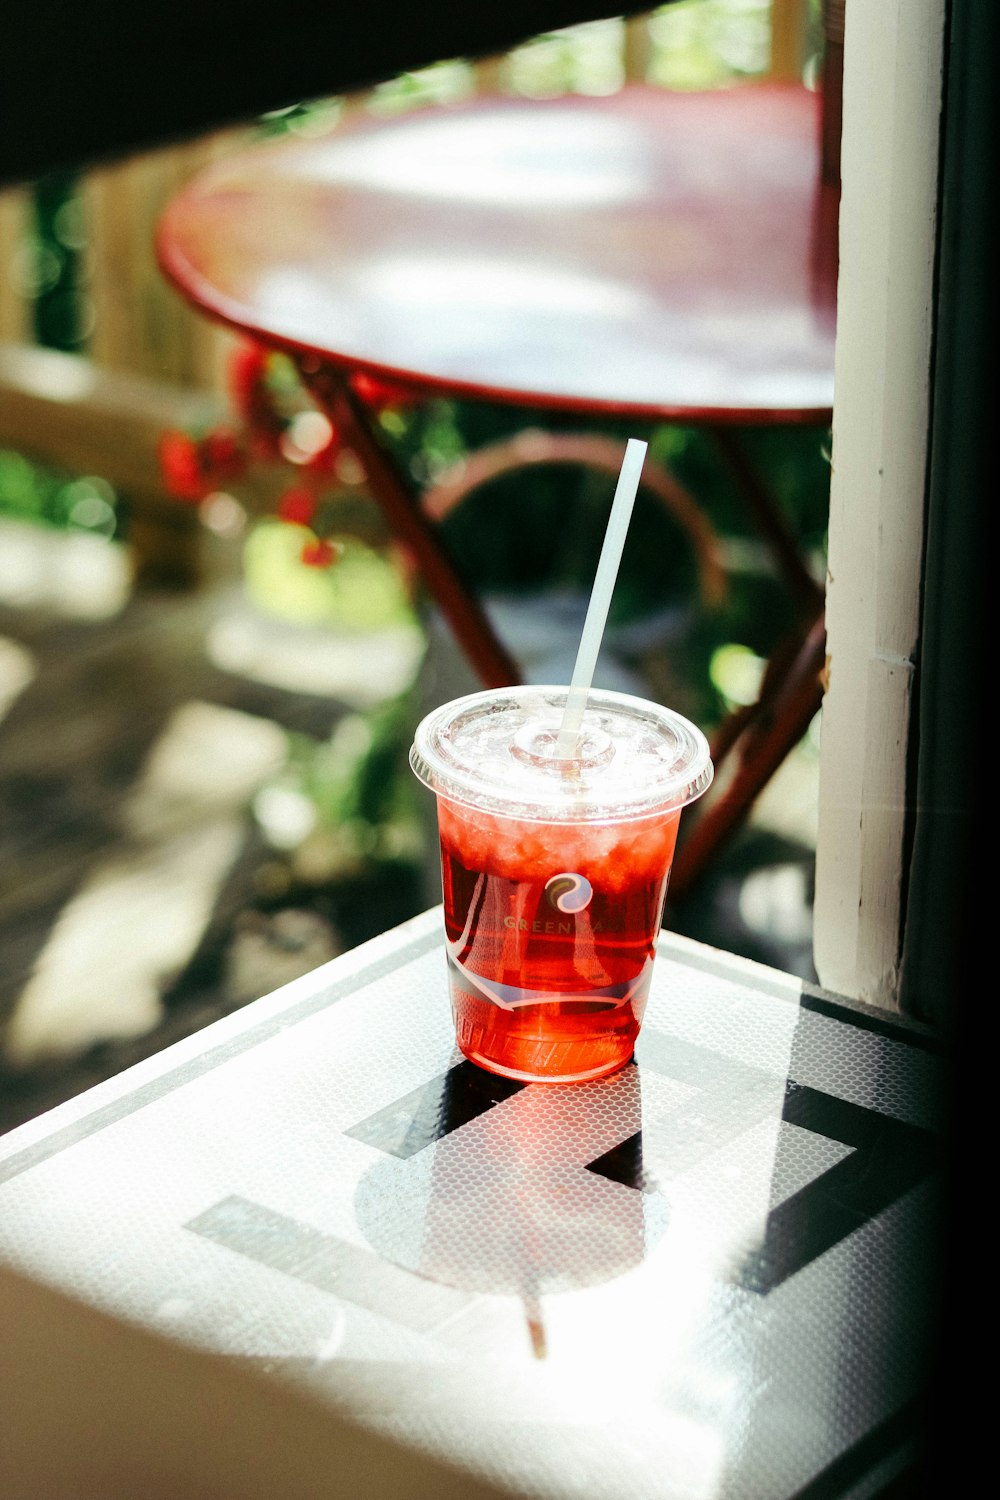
[{"left": 304, "top": 108, "right": 647, "bottom": 208}]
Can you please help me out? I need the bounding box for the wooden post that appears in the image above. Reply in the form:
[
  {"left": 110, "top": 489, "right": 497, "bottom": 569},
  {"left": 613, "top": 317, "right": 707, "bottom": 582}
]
[
  {"left": 472, "top": 55, "right": 506, "bottom": 96},
  {"left": 769, "top": 0, "right": 807, "bottom": 83},
  {"left": 0, "top": 188, "right": 30, "bottom": 345},
  {"left": 84, "top": 133, "right": 245, "bottom": 398},
  {"left": 80, "top": 130, "right": 251, "bottom": 582},
  {"left": 624, "top": 13, "right": 653, "bottom": 84}
]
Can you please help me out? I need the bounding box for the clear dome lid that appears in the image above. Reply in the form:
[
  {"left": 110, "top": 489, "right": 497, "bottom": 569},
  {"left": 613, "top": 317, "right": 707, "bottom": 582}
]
[{"left": 410, "top": 685, "right": 713, "bottom": 823}]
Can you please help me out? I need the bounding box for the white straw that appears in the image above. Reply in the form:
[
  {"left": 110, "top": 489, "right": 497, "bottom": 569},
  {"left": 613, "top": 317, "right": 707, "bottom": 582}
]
[{"left": 555, "top": 437, "right": 647, "bottom": 758}]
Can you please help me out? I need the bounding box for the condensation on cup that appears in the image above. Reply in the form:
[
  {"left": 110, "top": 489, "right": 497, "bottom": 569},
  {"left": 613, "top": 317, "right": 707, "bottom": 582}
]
[{"left": 410, "top": 685, "right": 713, "bottom": 1084}]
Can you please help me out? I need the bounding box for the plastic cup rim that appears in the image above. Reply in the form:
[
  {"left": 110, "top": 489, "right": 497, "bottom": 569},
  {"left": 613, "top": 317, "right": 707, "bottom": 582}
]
[{"left": 410, "top": 683, "right": 713, "bottom": 823}]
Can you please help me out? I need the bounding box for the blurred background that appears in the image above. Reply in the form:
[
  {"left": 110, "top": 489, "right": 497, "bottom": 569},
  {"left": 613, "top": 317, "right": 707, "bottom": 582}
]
[{"left": 0, "top": 1, "right": 831, "bottom": 1134}]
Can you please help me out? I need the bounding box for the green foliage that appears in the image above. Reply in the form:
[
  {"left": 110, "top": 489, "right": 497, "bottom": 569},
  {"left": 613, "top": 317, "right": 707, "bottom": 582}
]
[
  {"left": 648, "top": 0, "right": 773, "bottom": 89},
  {"left": 31, "top": 173, "right": 90, "bottom": 353},
  {"left": 0, "top": 450, "right": 120, "bottom": 538},
  {"left": 257, "top": 688, "right": 424, "bottom": 890},
  {"left": 292, "top": 693, "right": 420, "bottom": 833}
]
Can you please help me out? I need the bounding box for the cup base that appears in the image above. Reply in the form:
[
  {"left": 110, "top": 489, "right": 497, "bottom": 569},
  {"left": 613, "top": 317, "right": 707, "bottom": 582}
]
[
  {"left": 457, "top": 1042, "right": 635, "bottom": 1086},
  {"left": 452, "top": 985, "right": 642, "bottom": 1085}
]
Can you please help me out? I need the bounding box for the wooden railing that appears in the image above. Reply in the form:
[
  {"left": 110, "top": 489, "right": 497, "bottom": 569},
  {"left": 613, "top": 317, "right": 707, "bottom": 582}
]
[{"left": 0, "top": 4, "right": 809, "bottom": 588}]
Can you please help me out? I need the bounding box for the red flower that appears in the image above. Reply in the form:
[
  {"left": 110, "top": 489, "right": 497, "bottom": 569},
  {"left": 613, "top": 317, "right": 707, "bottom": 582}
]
[
  {"left": 202, "top": 426, "right": 246, "bottom": 483},
  {"left": 227, "top": 340, "right": 270, "bottom": 420},
  {"left": 228, "top": 339, "right": 286, "bottom": 459},
  {"left": 159, "top": 429, "right": 208, "bottom": 502},
  {"left": 159, "top": 425, "right": 251, "bottom": 504},
  {"left": 351, "top": 370, "right": 417, "bottom": 412},
  {"left": 276, "top": 487, "right": 318, "bottom": 526},
  {"left": 300, "top": 537, "right": 342, "bottom": 569},
  {"left": 305, "top": 424, "right": 343, "bottom": 476}
]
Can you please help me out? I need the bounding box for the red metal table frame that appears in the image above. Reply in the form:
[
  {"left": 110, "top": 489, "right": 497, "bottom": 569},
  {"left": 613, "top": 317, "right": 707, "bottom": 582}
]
[{"left": 157, "top": 85, "right": 835, "bottom": 897}]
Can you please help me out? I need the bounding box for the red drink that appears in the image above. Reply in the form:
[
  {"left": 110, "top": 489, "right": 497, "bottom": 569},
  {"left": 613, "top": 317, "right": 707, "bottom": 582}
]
[
  {"left": 411, "top": 687, "right": 712, "bottom": 1085},
  {"left": 438, "top": 799, "right": 680, "bottom": 1081}
]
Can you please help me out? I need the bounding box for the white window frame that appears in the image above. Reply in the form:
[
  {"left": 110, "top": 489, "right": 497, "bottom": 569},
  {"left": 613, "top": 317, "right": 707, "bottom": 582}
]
[{"left": 813, "top": 0, "right": 946, "bottom": 1008}]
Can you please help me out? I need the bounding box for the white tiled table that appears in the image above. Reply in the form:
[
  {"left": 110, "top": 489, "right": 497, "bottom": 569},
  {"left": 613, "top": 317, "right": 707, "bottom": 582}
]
[{"left": 0, "top": 909, "right": 948, "bottom": 1499}]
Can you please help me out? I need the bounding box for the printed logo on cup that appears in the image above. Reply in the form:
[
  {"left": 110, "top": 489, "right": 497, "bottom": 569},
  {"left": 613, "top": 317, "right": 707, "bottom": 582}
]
[{"left": 544, "top": 872, "right": 593, "bottom": 913}]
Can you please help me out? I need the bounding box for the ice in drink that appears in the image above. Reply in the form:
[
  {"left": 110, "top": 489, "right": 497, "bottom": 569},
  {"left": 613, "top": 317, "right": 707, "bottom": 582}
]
[
  {"left": 411, "top": 687, "right": 712, "bottom": 1083},
  {"left": 439, "top": 799, "right": 680, "bottom": 1081}
]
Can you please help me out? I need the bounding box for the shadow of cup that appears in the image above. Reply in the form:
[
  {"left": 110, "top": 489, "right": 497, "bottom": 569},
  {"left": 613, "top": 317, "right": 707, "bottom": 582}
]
[{"left": 353, "top": 1062, "right": 667, "bottom": 1304}]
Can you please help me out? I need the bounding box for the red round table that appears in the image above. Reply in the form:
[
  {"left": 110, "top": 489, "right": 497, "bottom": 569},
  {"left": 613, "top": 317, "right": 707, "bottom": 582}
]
[{"left": 157, "top": 84, "right": 834, "bottom": 894}]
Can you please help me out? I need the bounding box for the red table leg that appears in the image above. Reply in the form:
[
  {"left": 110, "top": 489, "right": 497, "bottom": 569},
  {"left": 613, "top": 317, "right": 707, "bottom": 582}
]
[
  {"left": 298, "top": 361, "right": 523, "bottom": 690},
  {"left": 670, "top": 612, "right": 827, "bottom": 901},
  {"left": 709, "top": 426, "right": 825, "bottom": 617}
]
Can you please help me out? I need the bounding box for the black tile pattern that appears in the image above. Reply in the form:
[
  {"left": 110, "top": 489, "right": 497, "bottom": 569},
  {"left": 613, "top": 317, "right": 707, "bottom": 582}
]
[
  {"left": 345, "top": 1059, "right": 524, "bottom": 1158},
  {"left": 585, "top": 1130, "right": 659, "bottom": 1193},
  {"left": 734, "top": 1081, "right": 942, "bottom": 1295}
]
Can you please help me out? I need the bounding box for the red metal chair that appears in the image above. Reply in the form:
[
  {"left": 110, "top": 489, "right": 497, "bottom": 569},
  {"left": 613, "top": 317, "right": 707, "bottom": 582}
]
[{"left": 156, "top": 10, "right": 841, "bottom": 900}]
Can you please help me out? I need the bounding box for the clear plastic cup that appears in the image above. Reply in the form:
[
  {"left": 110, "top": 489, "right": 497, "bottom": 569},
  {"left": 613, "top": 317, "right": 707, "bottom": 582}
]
[{"left": 410, "top": 685, "right": 713, "bottom": 1083}]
